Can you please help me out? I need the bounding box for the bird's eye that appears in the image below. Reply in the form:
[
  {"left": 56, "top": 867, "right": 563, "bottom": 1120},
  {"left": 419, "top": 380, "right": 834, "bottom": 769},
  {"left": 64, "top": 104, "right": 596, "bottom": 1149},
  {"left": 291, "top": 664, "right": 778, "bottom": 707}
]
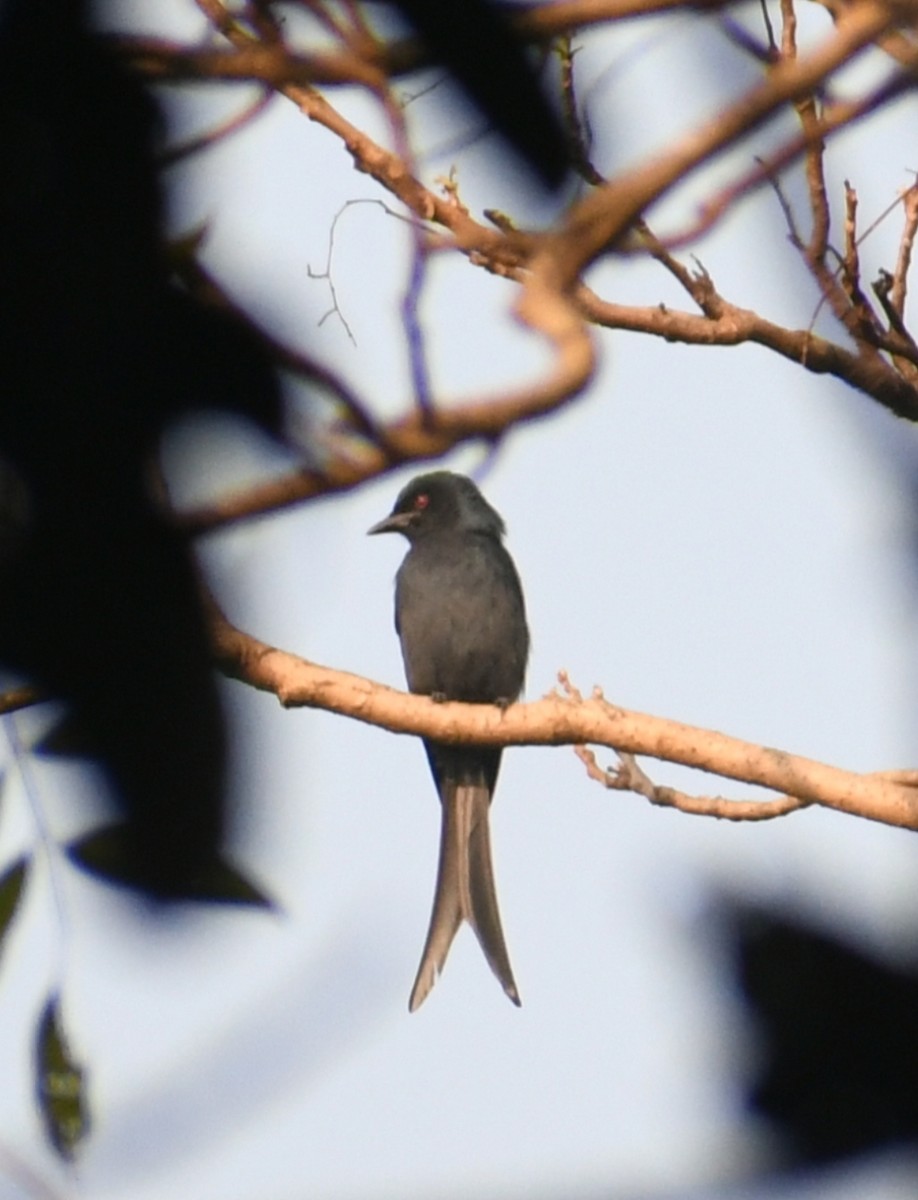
[{"left": 413, "top": 493, "right": 429, "bottom": 510}]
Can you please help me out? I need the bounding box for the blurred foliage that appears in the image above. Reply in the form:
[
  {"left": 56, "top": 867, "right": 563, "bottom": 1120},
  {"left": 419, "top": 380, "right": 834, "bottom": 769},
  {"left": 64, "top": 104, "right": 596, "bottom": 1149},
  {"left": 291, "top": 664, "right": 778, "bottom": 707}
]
[{"left": 35, "top": 993, "right": 90, "bottom": 1162}]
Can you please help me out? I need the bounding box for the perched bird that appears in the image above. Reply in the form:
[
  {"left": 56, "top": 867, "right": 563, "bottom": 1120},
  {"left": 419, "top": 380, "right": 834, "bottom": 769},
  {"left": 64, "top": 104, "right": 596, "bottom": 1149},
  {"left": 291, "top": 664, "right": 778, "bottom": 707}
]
[{"left": 369, "top": 471, "right": 529, "bottom": 1011}]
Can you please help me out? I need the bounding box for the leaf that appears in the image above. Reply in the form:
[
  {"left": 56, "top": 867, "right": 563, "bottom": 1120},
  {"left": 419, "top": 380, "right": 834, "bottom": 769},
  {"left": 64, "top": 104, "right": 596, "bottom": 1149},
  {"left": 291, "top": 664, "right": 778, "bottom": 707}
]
[
  {"left": 35, "top": 994, "right": 90, "bottom": 1161},
  {"left": 66, "top": 824, "right": 276, "bottom": 910},
  {"left": 0, "top": 854, "right": 27, "bottom": 956},
  {"left": 165, "top": 221, "right": 209, "bottom": 264},
  {"left": 33, "top": 712, "right": 91, "bottom": 758},
  {"left": 190, "top": 856, "right": 277, "bottom": 910}
]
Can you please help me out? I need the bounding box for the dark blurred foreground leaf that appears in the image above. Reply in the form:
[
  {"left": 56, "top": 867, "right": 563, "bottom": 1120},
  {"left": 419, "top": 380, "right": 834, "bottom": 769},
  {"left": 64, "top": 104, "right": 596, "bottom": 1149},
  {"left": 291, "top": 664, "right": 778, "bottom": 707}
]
[
  {"left": 0, "top": 0, "right": 284, "bottom": 899},
  {"left": 0, "top": 854, "right": 27, "bottom": 957},
  {"left": 67, "top": 825, "right": 276, "bottom": 909},
  {"left": 36, "top": 993, "right": 90, "bottom": 1162},
  {"left": 735, "top": 906, "right": 918, "bottom": 1166},
  {"left": 390, "top": 0, "right": 569, "bottom": 187},
  {"left": 33, "top": 712, "right": 91, "bottom": 758}
]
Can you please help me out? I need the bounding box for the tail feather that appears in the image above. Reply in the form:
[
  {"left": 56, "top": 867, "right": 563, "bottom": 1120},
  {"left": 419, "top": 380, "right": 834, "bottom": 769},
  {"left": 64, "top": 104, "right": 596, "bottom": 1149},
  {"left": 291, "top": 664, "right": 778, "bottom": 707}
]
[
  {"left": 409, "top": 781, "right": 519, "bottom": 1011},
  {"left": 467, "top": 792, "right": 520, "bottom": 1006},
  {"left": 408, "top": 785, "right": 464, "bottom": 1012}
]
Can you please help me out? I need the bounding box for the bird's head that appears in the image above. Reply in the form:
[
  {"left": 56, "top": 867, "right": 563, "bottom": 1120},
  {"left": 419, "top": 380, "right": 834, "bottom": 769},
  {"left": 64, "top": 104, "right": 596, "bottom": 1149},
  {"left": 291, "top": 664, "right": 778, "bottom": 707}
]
[{"left": 367, "top": 471, "right": 506, "bottom": 542}]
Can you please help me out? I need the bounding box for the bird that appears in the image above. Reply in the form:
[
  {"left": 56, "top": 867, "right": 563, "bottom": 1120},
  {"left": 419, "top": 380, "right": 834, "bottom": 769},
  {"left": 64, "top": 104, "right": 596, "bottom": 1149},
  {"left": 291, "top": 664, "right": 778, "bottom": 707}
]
[{"left": 369, "top": 471, "right": 529, "bottom": 1011}]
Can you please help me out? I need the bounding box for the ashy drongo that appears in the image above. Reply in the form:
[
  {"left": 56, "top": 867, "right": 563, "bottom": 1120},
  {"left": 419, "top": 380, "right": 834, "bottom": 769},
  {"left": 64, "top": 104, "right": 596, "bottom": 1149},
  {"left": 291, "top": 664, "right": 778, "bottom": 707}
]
[{"left": 369, "top": 471, "right": 529, "bottom": 1010}]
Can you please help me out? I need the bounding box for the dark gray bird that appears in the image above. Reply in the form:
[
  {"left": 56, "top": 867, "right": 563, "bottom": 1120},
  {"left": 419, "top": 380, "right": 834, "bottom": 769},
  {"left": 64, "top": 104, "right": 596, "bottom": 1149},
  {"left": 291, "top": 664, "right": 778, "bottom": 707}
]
[{"left": 369, "top": 471, "right": 529, "bottom": 1011}]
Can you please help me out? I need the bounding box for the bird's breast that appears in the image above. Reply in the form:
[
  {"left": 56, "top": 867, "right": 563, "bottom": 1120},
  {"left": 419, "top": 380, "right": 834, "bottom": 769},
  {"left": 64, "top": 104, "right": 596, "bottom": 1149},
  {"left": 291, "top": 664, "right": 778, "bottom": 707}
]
[{"left": 394, "top": 534, "right": 527, "bottom": 703}]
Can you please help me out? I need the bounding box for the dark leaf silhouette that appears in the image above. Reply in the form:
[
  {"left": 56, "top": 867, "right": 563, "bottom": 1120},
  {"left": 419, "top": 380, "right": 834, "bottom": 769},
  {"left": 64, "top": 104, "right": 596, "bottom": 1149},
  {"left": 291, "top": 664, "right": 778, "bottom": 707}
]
[
  {"left": 36, "top": 993, "right": 90, "bottom": 1161},
  {"left": 390, "top": 0, "right": 569, "bottom": 187},
  {"left": 0, "top": 0, "right": 284, "bottom": 896},
  {"left": 735, "top": 906, "right": 918, "bottom": 1166},
  {"left": 33, "top": 712, "right": 92, "bottom": 758},
  {"left": 0, "top": 854, "right": 27, "bottom": 959},
  {"left": 68, "top": 824, "right": 276, "bottom": 909}
]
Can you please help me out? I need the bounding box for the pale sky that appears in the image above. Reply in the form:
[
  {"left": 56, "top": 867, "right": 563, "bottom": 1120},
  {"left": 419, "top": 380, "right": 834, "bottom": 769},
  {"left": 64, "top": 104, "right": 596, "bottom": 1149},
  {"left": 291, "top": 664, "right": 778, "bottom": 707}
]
[{"left": 2, "top": 3, "right": 918, "bottom": 1199}]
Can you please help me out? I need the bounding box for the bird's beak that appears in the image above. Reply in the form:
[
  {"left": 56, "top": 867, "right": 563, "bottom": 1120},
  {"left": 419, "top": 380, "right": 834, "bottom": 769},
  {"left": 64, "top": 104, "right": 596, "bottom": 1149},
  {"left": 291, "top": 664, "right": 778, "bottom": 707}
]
[{"left": 367, "top": 511, "right": 414, "bottom": 536}]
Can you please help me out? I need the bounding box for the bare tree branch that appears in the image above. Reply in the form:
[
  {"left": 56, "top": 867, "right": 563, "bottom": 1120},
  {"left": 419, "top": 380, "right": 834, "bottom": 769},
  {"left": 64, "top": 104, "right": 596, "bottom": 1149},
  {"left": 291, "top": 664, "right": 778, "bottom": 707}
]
[
  {"left": 891, "top": 181, "right": 918, "bottom": 318},
  {"left": 575, "top": 284, "right": 918, "bottom": 418},
  {"left": 210, "top": 611, "right": 918, "bottom": 833},
  {"left": 554, "top": 0, "right": 909, "bottom": 283},
  {"left": 181, "top": 306, "right": 593, "bottom": 531},
  {"left": 664, "top": 69, "right": 915, "bottom": 248},
  {"left": 119, "top": 0, "right": 917, "bottom": 535}
]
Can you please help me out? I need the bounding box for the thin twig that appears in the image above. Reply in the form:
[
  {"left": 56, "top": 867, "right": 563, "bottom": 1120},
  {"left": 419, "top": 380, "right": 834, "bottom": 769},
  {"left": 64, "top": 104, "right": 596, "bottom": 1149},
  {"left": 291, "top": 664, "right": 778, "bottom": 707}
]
[
  {"left": 3, "top": 718, "right": 70, "bottom": 980},
  {"left": 377, "top": 74, "right": 435, "bottom": 418},
  {"left": 660, "top": 70, "right": 915, "bottom": 251},
  {"left": 307, "top": 203, "right": 359, "bottom": 345},
  {"left": 173, "top": 248, "right": 387, "bottom": 443},
  {"left": 557, "top": 34, "right": 605, "bottom": 187},
  {"left": 554, "top": 0, "right": 903, "bottom": 284},
  {"left": 891, "top": 181, "right": 918, "bottom": 317},
  {"left": 574, "top": 745, "right": 811, "bottom": 821}
]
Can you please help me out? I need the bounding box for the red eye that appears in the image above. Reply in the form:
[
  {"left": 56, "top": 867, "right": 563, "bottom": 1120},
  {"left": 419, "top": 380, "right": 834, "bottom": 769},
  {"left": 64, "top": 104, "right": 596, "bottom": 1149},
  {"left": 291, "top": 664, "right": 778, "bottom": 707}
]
[{"left": 414, "top": 493, "right": 429, "bottom": 510}]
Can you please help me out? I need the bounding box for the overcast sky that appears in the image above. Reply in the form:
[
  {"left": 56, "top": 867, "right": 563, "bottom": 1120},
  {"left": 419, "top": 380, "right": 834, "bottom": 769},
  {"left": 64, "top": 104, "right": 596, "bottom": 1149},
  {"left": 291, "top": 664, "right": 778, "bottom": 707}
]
[{"left": 3, "top": 3, "right": 918, "bottom": 1199}]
